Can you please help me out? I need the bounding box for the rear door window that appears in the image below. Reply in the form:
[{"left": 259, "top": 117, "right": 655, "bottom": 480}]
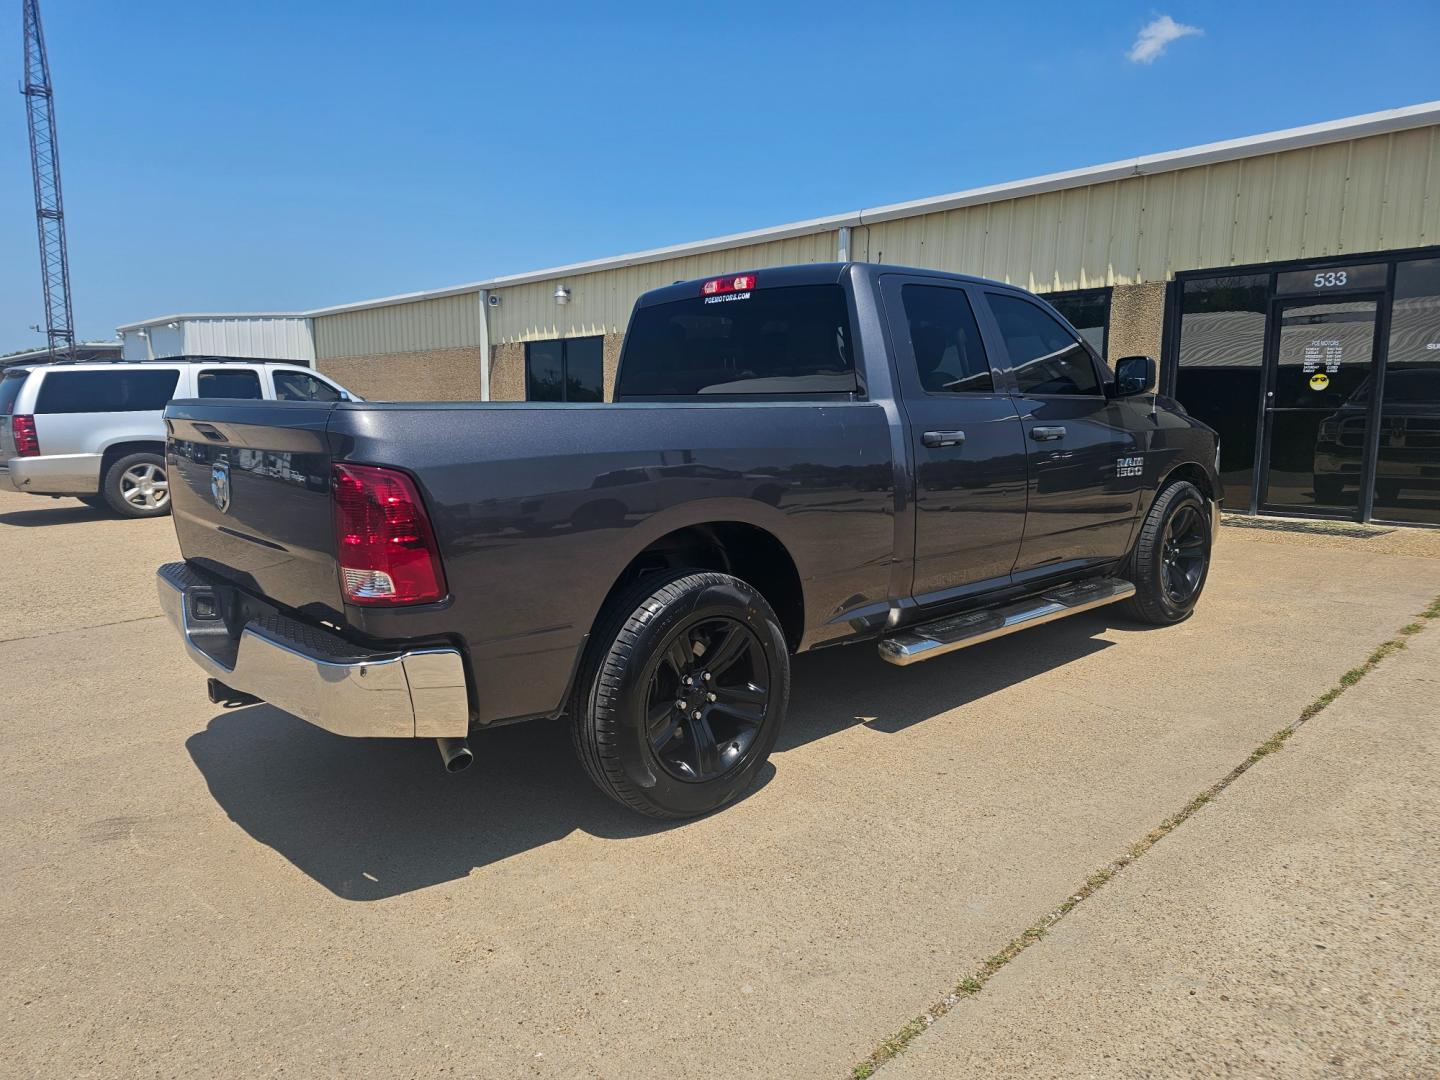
[
  {"left": 618, "top": 284, "right": 855, "bottom": 397},
  {"left": 987, "top": 293, "right": 1103, "bottom": 396},
  {"left": 34, "top": 369, "right": 181, "bottom": 413},
  {"left": 196, "top": 368, "right": 263, "bottom": 399},
  {"left": 900, "top": 285, "right": 994, "bottom": 393},
  {"left": 273, "top": 370, "right": 343, "bottom": 402}
]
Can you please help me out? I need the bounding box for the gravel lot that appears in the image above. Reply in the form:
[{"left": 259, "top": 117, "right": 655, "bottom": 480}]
[{"left": 3, "top": 486, "right": 1437, "bottom": 1079}]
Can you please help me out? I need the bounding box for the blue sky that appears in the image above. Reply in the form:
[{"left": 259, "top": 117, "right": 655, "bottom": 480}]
[{"left": 3, "top": 0, "right": 1438, "bottom": 344}]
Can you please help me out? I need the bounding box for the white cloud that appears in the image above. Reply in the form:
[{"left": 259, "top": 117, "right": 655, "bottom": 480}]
[{"left": 1127, "top": 15, "right": 1203, "bottom": 63}]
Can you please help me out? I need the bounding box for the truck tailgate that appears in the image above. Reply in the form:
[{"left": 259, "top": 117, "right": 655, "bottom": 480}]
[{"left": 166, "top": 400, "right": 345, "bottom": 622}]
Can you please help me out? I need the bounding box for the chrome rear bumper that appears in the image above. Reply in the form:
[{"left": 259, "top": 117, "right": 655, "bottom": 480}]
[{"left": 156, "top": 561, "right": 469, "bottom": 738}]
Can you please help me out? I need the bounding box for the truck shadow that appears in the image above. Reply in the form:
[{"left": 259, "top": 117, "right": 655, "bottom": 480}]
[{"left": 186, "top": 613, "right": 1119, "bottom": 901}]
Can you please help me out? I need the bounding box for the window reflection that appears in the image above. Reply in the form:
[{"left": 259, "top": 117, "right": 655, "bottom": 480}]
[{"left": 1374, "top": 258, "right": 1440, "bottom": 525}]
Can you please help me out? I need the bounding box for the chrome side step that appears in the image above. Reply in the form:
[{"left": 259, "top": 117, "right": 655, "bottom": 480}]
[{"left": 877, "top": 577, "right": 1135, "bottom": 667}]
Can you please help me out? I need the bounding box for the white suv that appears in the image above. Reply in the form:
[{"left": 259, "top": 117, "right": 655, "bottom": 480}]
[{"left": 0, "top": 358, "right": 359, "bottom": 518}]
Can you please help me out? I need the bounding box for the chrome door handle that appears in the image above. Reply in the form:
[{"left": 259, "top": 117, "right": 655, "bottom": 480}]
[
  {"left": 1030, "top": 426, "right": 1067, "bottom": 442},
  {"left": 922, "top": 430, "right": 966, "bottom": 448}
]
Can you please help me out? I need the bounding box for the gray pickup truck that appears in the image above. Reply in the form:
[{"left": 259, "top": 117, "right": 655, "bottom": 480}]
[{"left": 157, "top": 263, "right": 1221, "bottom": 818}]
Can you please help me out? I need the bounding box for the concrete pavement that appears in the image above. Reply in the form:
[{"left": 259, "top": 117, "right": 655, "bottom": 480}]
[
  {"left": 2, "top": 485, "right": 1437, "bottom": 1079},
  {"left": 885, "top": 599, "right": 1440, "bottom": 1078}
]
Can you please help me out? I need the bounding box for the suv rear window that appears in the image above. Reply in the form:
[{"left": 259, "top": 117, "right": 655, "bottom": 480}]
[
  {"left": 618, "top": 284, "right": 855, "bottom": 397},
  {"left": 34, "top": 369, "right": 181, "bottom": 414},
  {"left": 0, "top": 372, "right": 26, "bottom": 416}
]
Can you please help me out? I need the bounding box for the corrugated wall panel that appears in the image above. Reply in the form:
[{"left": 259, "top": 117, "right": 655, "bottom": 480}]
[
  {"left": 486, "top": 231, "right": 837, "bottom": 343},
  {"left": 845, "top": 128, "right": 1435, "bottom": 296},
  {"left": 1380, "top": 127, "right": 1435, "bottom": 249},
  {"left": 1232, "top": 154, "right": 1277, "bottom": 263},
  {"left": 1053, "top": 187, "right": 1089, "bottom": 290},
  {"left": 1341, "top": 137, "right": 1387, "bottom": 254},
  {"left": 1028, "top": 191, "right": 1060, "bottom": 291},
  {"left": 1305, "top": 141, "right": 1351, "bottom": 256},
  {"left": 314, "top": 293, "right": 480, "bottom": 360},
  {"left": 178, "top": 318, "right": 315, "bottom": 362}
]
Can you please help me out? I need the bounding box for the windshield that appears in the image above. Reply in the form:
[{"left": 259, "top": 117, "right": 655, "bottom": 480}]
[{"left": 617, "top": 284, "right": 855, "bottom": 398}]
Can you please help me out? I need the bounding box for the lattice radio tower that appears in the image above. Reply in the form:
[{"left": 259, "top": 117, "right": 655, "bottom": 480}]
[{"left": 21, "top": 0, "right": 75, "bottom": 360}]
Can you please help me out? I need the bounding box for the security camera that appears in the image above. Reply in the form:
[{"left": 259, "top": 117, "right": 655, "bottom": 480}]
[{"left": 487, "top": 293, "right": 501, "bottom": 308}]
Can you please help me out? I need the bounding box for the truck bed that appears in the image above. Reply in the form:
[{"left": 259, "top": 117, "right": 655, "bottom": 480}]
[{"left": 165, "top": 398, "right": 897, "bottom": 725}]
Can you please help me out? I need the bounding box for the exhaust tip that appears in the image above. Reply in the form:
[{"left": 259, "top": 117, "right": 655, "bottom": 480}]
[{"left": 436, "top": 737, "right": 473, "bottom": 774}]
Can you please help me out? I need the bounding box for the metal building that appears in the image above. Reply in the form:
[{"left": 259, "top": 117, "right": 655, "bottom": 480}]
[
  {"left": 116, "top": 314, "right": 314, "bottom": 365},
  {"left": 119, "top": 101, "right": 1440, "bottom": 526}
]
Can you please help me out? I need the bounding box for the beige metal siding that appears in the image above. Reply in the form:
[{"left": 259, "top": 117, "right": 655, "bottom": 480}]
[
  {"left": 313, "top": 293, "right": 480, "bottom": 360},
  {"left": 487, "top": 232, "right": 838, "bottom": 344},
  {"left": 852, "top": 128, "right": 1440, "bottom": 293}
]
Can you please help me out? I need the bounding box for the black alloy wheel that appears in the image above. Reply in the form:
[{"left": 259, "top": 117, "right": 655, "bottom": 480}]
[
  {"left": 645, "top": 615, "right": 770, "bottom": 783},
  {"left": 571, "top": 570, "right": 790, "bottom": 819},
  {"left": 1121, "top": 478, "right": 1213, "bottom": 626},
  {"left": 1160, "top": 501, "right": 1208, "bottom": 605}
]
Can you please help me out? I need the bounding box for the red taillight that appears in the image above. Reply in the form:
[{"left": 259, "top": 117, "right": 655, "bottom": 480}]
[
  {"left": 700, "top": 273, "right": 757, "bottom": 296},
  {"left": 332, "top": 463, "right": 446, "bottom": 606},
  {"left": 11, "top": 415, "right": 39, "bottom": 457}
]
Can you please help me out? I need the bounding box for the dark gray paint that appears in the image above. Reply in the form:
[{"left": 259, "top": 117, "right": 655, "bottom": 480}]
[{"left": 164, "top": 264, "right": 1221, "bottom": 728}]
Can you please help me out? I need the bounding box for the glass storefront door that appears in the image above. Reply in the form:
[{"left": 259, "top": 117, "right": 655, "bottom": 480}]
[
  {"left": 1258, "top": 298, "right": 1381, "bottom": 516},
  {"left": 1173, "top": 249, "right": 1440, "bottom": 526}
]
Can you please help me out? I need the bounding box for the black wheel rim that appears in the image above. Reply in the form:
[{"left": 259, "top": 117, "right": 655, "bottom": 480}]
[
  {"left": 1162, "top": 503, "right": 1208, "bottom": 604},
  {"left": 644, "top": 615, "right": 770, "bottom": 783}
]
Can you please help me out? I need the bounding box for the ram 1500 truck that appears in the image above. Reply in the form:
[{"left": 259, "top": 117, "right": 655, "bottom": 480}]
[{"left": 157, "top": 263, "right": 1221, "bottom": 819}]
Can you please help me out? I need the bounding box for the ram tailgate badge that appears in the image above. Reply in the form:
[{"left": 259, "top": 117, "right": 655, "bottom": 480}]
[{"left": 210, "top": 462, "right": 231, "bottom": 514}]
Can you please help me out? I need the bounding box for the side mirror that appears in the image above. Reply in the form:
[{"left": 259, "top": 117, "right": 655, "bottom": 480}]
[
  {"left": 1112, "top": 355, "right": 1156, "bottom": 397},
  {"left": 337, "top": 391, "right": 352, "bottom": 402}
]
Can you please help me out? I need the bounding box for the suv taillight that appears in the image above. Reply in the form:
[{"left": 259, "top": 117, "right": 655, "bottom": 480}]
[
  {"left": 332, "top": 463, "right": 446, "bottom": 605},
  {"left": 11, "top": 415, "right": 39, "bottom": 457}
]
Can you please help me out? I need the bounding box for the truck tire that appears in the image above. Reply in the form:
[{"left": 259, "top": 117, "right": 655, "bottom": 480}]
[
  {"left": 1120, "top": 479, "right": 1213, "bottom": 626},
  {"left": 571, "top": 570, "right": 790, "bottom": 819},
  {"left": 103, "top": 452, "right": 171, "bottom": 518}
]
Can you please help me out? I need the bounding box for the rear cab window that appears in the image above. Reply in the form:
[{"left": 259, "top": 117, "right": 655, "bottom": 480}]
[
  {"left": 617, "top": 283, "right": 856, "bottom": 398},
  {"left": 34, "top": 368, "right": 181, "bottom": 413}
]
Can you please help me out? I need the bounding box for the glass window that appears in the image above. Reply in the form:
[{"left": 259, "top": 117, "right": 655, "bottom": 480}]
[
  {"left": 562, "top": 337, "right": 604, "bottom": 403},
  {"left": 525, "top": 341, "right": 564, "bottom": 402},
  {"left": 34, "top": 369, "right": 181, "bottom": 414},
  {"left": 0, "top": 372, "right": 26, "bottom": 415},
  {"left": 988, "top": 293, "right": 1101, "bottom": 395},
  {"left": 525, "top": 337, "right": 604, "bottom": 403},
  {"left": 617, "top": 285, "right": 855, "bottom": 398},
  {"left": 196, "top": 368, "right": 263, "bottom": 399},
  {"left": 1046, "top": 289, "right": 1110, "bottom": 359},
  {"left": 1375, "top": 257, "right": 1440, "bottom": 525},
  {"left": 273, "top": 370, "right": 343, "bottom": 402},
  {"left": 1175, "top": 273, "right": 1270, "bottom": 508},
  {"left": 900, "top": 285, "right": 993, "bottom": 393}
]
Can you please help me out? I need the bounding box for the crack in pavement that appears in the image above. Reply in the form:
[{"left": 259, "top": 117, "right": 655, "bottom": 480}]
[
  {"left": 0, "top": 613, "right": 165, "bottom": 646},
  {"left": 850, "top": 594, "right": 1440, "bottom": 1079}
]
